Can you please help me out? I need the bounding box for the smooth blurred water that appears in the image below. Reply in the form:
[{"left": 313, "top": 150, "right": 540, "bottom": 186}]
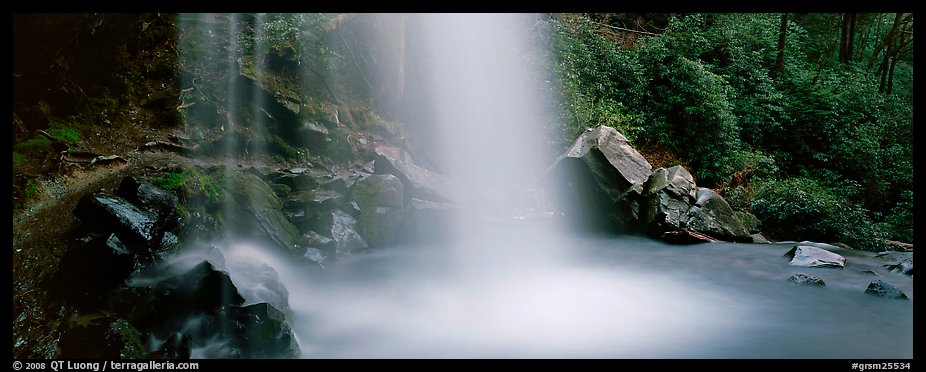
[{"left": 219, "top": 230, "right": 912, "bottom": 359}]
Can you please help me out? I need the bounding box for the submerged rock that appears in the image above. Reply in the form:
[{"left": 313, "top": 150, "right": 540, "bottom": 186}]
[
  {"left": 784, "top": 243, "right": 846, "bottom": 268},
  {"left": 788, "top": 273, "right": 826, "bottom": 287},
  {"left": 352, "top": 174, "right": 405, "bottom": 247},
  {"left": 875, "top": 251, "right": 913, "bottom": 276},
  {"left": 865, "top": 279, "right": 909, "bottom": 300}
]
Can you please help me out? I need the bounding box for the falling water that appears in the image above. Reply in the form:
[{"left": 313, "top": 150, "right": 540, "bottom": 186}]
[{"left": 171, "top": 13, "right": 913, "bottom": 358}]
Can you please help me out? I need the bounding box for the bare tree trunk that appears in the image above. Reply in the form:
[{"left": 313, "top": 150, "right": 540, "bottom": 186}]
[
  {"left": 839, "top": 13, "right": 850, "bottom": 63},
  {"left": 886, "top": 55, "right": 898, "bottom": 94},
  {"left": 773, "top": 13, "right": 788, "bottom": 77},
  {"left": 869, "top": 13, "right": 903, "bottom": 70},
  {"left": 846, "top": 13, "right": 857, "bottom": 61}
]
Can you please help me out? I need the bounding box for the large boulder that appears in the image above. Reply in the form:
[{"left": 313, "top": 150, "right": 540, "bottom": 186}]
[
  {"left": 74, "top": 192, "right": 163, "bottom": 251},
  {"left": 128, "top": 261, "right": 245, "bottom": 338},
  {"left": 224, "top": 171, "right": 302, "bottom": 256},
  {"left": 352, "top": 174, "right": 405, "bottom": 248},
  {"left": 50, "top": 234, "right": 137, "bottom": 310},
  {"left": 640, "top": 166, "right": 698, "bottom": 234},
  {"left": 201, "top": 303, "right": 300, "bottom": 359},
  {"left": 374, "top": 144, "right": 452, "bottom": 202},
  {"left": 684, "top": 187, "right": 751, "bottom": 242},
  {"left": 117, "top": 176, "right": 179, "bottom": 227},
  {"left": 784, "top": 242, "right": 846, "bottom": 268},
  {"left": 546, "top": 126, "right": 653, "bottom": 231}
]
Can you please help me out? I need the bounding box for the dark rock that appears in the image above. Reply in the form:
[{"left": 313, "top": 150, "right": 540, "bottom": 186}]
[
  {"left": 642, "top": 189, "right": 692, "bottom": 233},
  {"left": 735, "top": 210, "right": 762, "bottom": 234},
  {"left": 784, "top": 243, "right": 846, "bottom": 268},
  {"left": 117, "top": 176, "right": 179, "bottom": 226},
  {"left": 311, "top": 210, "right": 368, "bottom": 257},
  {"left": 374, "top": 144, "right": 452, "bottom": 202},
  {"left": 129, "top": 261, "right": 245, "bottom": 337},
  {"left": 352, "top": 174, "right": 405, "bottom": 247},
  {"left": 201, "top": 303, "right": 300, "bottom": 359},
  {"left": 684, "top": 187, "right": 751, "bottom": 242},
  {"left": 224, "top": 171, "right": 302, "bottom": 255},
  {"left": 875, "top": 251, "right": 913, "bottom": 276},
  {"left": 51, "top": 234, "right": 136, "bottom": 310},
  {"left": 273, "top": 171, "right": 319, "bottom": 191},
  {"left": 74, "top": 192, "right": 162, "bottom": 251},
  {"left": 148, "top": 332, "right": 191, "bottom": 359},
  {"left": 283, "top": 188, "right": 346, "bottom": 229},
  {"left": 865, "top": 279, "right": 909, "bottom": 300},
  {"left": 788, "top": 273, "right": 826, "bottom": 286},
  {"left": 270, "top": 183, "right": 291, "bottom": 197},
  {"left": 56, "top": 318, "right": 145, "bottom": 359},
  {"left": 546, "top": 126, "right": 653, "bottom": 231}
]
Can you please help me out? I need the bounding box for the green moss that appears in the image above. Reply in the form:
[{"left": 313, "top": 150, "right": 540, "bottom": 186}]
[
  {"left": 12, "top": 152, "right": 25, "bottom": 167},
  {"left": 13, "top": 136, "right": 53, "bottom": 157},
  {"left": 47, "top": 127, "right": 81, "bottom": 142}
]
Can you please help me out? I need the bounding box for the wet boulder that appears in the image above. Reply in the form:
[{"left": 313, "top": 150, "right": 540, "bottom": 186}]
[
  {"left": 684, "top": 187, "right": 751, "bottom": 242},
  {"left": 865, "top": 279, "right": 909, "bottom": 300},
  {"left": 311, "top": 210, "right": 369, "bottom": 257},
  {"left": 788, "top": 273, "right": 826, "bottom": 287},
  {"left": 117, "top": 176, "right": 179, "bottom": 227},
  {"left": 50, "top": 234, "right": 136, "bottom": 310},
  {"left": 224, "top": 171, "right": 302, "bottom": 256},
  {"left": 129, "top": 261, "right": 245, "bottom": 337},
  {"left": 784, "top": 242, "right": 846, "bottom": 268},
  {"left": 74, "top": 192, "right": 162, "bottom": 251},
  {"left": 283, "top": 188, "right": 346, "bottom": 228},
  {"left": 200, "top": 303, "right": 300, "bottom": 359},
  {"left": 352, "top": 174, "right": 405, "bottom": 247}
]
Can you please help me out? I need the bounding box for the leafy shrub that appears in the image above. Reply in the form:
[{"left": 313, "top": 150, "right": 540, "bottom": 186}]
[{"left": 751, "top": 177, "right": 886, "bottom": 251}]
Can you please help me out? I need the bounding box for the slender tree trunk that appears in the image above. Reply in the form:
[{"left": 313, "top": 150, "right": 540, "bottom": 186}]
[
  {"left": 773, "top": 13, "right": 788, "bottom": 77},
  {"left": 839, "top": 13, "right": 850, "bottom": 63},
  {"left": 886, "top": 55, "right": 898, "bottom": 94},
  {"left": 869, "top": 13, "right": 903, "bottom": 70},
  {"left": 846, "top": 13, "right": 857, "bottom": 61}
]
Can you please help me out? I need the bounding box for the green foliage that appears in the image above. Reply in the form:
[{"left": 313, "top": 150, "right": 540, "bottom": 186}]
[
  {"left": 642, "top": 55, "right": 742, "bottom": 185},
  {"left": 882, "top": 190, "right": 913, "bottom": 243},
  {"left": 751, "top": 177, "right": 886, "bottom": 251},
  {"left": 546, "top": 16, "right": 646, "bottom": 143}
]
